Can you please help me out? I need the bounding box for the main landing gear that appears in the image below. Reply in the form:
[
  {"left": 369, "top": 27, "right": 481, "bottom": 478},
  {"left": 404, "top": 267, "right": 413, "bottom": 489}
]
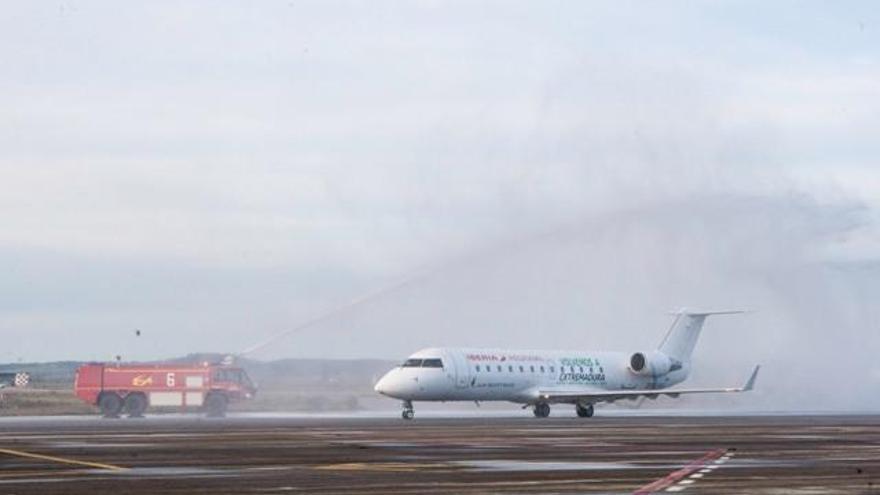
[
  {"left": 532, "top": 403, "right": 594, "bottom": 418},
  {"left": 576, "top": 403, "right": 595, "bottom": 418},
  {"left": 402, "top": 400, "right": 414, "bottom": 420},
  {"left": 533, "top": 402, "right": 551, "bottom": 418}
]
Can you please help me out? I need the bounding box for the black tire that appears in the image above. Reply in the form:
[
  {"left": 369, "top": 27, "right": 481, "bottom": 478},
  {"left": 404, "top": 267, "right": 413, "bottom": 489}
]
[
  {"left": 98, "top": 393, "right": 123, "bottom": 418},
  {"left": 576, "top": 404, "right": 594, "bottom": 418},
  {"left": 204, "top": 393, "right": 228, "bottom": 418},
  {"left": 402, "top": 409, "right": 414, "bottom": 420},
  {"left": 123, "top": 393, "right": 148, "bottom": 418},
  {"left": 533, "top": 403, "right": 550, "bottom": 418}
]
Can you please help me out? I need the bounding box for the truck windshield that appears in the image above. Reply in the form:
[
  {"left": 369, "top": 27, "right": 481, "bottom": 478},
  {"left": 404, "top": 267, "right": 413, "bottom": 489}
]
[
  {"left": 214, "top": 369, "right": 249, "bottom": 384},
  {"left": 240, "top": 371, "right": 254, "bottom": 388}
]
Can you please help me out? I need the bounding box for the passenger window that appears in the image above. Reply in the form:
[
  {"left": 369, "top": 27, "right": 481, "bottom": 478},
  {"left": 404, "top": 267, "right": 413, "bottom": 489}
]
[
  {"left": 422, "top": 358, "right": 443, "bottom": 368},
  {"left": 519, "top": 366, "right": 524, "bottom": 372},
  {"left": 530, "top": 366, "right": 535, "bottom": 372},
  {"left": 508, "top": 365, "right": 513, "bottom": 372},
  {"left": 475, "top": 365, "right": 481, "bottom": 372},
  {"left": 579, "top": 366, "right": 584, "bottom": 373},
  {"left": 402, "top": 358, "right": 422, "bottom": 367},
  {"left": 497, "top": 365, "right": 502, "bottom": 372},
  {"left": 486, "top": 366, "right": 491, "bottom": 372},
  {"left": 550, "top": 366, "right": 555, "bottom": 373},
  {"left": 540, "top": 366, "right": 545, "bottom": 373}
]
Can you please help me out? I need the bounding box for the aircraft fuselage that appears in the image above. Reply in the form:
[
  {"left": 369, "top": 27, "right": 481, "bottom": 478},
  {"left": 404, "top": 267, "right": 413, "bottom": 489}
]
[{"left": 374, "top": 347, "right": 690, "bottom": 404}]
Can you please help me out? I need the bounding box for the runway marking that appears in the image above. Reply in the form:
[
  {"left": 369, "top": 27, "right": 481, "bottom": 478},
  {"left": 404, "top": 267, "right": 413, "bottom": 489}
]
[
  {"left": 665, "top": 451, "right": 735, "bottom": 493},
  {"left": 314, "top": 462, "right": 444, "bottom": 473},
  {"left": 632, "top": 448, "right": 727, "bottom": 494},
  {"left": 0, "top": 448, "right": 127, "bottom": 472},
  {"left": 0, "top": 469, "right": 90, "bottom": 479}
]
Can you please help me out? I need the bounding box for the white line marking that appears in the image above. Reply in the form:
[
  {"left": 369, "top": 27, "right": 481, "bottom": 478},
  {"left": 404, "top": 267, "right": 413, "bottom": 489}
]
[
  {"left": 665, "top": 487, "right": 686, "bottom": 492},
  {"left": 689, "top": 473, "right": 703, "bottom": 478},
  {"left": 679, "top": 479, "right": 696, "bottom": 485},
  {"left": 699, "top": 468, "right": 712, "bottom": 473}
]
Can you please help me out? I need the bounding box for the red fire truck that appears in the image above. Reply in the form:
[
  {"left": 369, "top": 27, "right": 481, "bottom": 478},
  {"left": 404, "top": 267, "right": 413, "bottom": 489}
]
[{"left": 74, "top": 362, "right": 257, "bottom": 418}]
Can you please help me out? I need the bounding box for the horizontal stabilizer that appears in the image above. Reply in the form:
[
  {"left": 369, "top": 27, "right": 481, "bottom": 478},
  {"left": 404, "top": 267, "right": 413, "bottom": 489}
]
[
  {"left": 667, "top": 309, "right": 747, "bottom": 316},
  {"left": 743, "top": 365, "right": 760, "bottom": 391}
]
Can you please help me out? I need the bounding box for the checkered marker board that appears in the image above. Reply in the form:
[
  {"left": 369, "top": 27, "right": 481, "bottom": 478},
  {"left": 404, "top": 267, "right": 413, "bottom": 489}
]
[{"left": 13, "top": 372, "right": 29, "bottom": 387}]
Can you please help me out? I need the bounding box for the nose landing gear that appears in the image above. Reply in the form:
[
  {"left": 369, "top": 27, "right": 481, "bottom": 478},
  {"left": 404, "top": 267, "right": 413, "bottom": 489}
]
[{"left": 402, "top": 400, "right": 414, "bottom": 420}]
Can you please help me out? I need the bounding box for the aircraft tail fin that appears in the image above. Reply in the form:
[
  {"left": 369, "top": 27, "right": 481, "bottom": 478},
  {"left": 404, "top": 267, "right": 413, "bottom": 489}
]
[{"left": 657, "top": 309, "right": 744, "bottom": 361}]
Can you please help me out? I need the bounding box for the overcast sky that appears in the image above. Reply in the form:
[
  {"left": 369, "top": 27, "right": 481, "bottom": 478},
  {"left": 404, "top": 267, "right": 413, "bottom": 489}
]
[{"left": 1, "top": 1, "right": 879, "bottom": 409}]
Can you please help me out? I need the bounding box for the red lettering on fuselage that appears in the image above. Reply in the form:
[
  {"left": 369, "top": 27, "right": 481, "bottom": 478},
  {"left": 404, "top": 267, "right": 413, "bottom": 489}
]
[{"left": 466, "top": 354, "right": 546, "bottom": 362}]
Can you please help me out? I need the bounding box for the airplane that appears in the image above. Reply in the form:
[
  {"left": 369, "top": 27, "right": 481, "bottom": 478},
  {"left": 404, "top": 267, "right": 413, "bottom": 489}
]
[{"left": 374, "top": 309, "right": 760, "bottom": 419}]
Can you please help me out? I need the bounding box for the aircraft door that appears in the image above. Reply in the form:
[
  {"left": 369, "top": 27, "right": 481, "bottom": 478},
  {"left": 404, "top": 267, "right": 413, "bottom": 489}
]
[{"left": 448, "top": 351, "right": 471, "bottom": 389}]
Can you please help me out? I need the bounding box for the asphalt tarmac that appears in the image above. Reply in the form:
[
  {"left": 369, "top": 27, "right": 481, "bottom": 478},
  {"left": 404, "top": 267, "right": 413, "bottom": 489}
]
[{"left": 0, "top": 413, "right": 878, "bottom": 494}]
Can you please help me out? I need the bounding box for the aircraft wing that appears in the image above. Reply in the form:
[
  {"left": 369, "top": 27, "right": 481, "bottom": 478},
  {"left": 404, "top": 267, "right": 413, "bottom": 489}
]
[{"left": 537, "top": 365, "right": 760, "bottom": 404}]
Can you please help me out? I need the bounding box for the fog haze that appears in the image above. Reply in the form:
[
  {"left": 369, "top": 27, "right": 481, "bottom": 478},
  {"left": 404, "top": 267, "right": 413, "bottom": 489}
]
[{"left": 1, "top": 2, "right": 878, "bottom": 410}]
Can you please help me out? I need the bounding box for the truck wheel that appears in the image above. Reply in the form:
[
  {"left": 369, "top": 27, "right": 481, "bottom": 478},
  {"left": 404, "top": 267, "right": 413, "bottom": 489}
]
[
  {"left": 123, "top": 393, "right": 148, "bottom": 418},
  {"left": 204, "top": 393, "right": 228, "bottom": 418},
  {"left": 98, "top": 393, "right": 123, "bottom": 418}
]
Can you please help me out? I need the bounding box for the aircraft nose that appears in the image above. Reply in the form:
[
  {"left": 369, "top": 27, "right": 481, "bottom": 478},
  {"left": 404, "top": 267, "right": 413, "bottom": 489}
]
[{"left": 374, "top": 371, "right": 395, "bottom": 396}]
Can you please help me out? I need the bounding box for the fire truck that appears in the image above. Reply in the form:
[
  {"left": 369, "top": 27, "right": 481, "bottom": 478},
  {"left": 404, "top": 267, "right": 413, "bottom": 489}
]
[{"left": 74, "top": 362, "right": 257, "bottom": 418}]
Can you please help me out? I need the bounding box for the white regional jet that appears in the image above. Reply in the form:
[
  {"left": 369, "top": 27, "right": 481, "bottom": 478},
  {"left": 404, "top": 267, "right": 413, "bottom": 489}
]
[{"left": 374, "top": 310, "right": 760, "bottom": 419}]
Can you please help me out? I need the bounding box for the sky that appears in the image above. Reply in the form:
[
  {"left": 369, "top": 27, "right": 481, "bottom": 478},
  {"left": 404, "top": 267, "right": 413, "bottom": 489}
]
[{"left": 1, "top": 1, "right": 879, "bottom": 408}]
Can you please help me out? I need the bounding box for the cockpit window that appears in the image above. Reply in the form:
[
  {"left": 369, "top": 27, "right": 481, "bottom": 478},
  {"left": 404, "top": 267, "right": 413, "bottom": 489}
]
[
  {"left": 421, "top": 358, "right": 443, "bottom": 368},
  {"left": 402, "top": 358, "right": 422, "bottom": 367}
]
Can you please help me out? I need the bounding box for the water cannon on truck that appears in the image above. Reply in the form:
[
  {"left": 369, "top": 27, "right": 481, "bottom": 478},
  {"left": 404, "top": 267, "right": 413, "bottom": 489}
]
[{"left": 74, "top": 361, "right": 256, "bottom": 418}]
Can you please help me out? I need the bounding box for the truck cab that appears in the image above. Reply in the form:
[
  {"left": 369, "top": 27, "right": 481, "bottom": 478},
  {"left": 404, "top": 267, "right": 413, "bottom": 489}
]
[{"left": 211, "top": 366, "right": 257, "bottom": 400}]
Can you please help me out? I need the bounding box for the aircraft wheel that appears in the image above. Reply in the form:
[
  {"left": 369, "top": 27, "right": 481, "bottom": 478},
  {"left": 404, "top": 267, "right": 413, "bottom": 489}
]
[
  {"left": 533, "top": 402, "right": 550, "bottom": 418},
  {"left": 402, "top": 409, "right": 414, "bottom": 420},
  {"left": 576, "top": 404, "right": 594, "bottom": 418}
]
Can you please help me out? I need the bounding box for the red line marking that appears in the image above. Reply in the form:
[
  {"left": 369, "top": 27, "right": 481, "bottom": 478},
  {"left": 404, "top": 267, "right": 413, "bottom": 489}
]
[{"left": 632, "top": 448, "right": 727, "bottom": 494}]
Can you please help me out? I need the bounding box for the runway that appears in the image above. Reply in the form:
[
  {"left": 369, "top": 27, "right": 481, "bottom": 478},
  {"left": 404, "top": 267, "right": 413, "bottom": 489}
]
[{"left": 0, "top": 413, "right": 878, "bottom": 494}]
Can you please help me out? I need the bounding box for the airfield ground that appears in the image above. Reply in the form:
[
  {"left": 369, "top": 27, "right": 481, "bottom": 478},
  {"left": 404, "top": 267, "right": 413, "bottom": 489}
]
[{"left": 0, "top": 413, "right": 877, "bottom": 494}]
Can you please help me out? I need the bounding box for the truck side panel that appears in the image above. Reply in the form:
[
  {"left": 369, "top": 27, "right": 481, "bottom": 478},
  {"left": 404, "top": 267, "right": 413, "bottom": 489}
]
[
  {"left": 101, "top": 367, "right": 211, "bottom": 407},
  {"left": 74, "top": 364, "right": 104, "bottom": 404}
]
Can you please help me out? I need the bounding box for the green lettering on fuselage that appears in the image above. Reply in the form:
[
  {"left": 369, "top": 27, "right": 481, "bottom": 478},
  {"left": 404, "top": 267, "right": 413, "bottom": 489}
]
[{"left": 558, "top": 357, "right": 607, "bottom": 385}]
